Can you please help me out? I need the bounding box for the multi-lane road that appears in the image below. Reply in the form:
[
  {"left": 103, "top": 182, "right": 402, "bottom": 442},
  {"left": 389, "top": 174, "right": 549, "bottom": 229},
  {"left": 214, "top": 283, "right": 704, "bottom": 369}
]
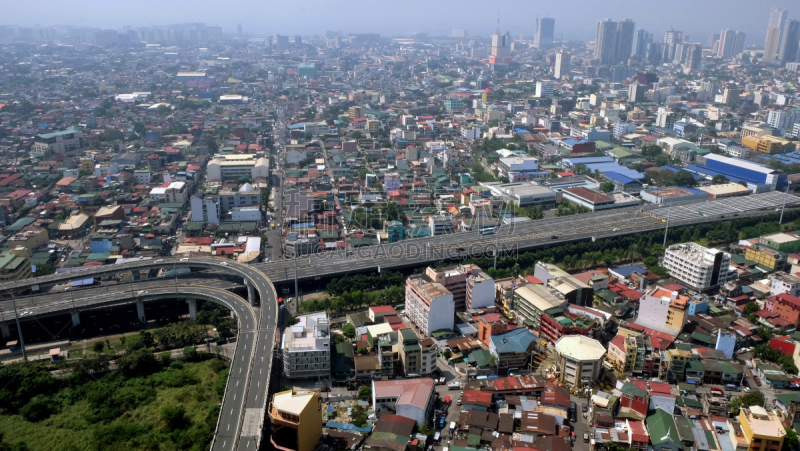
[
  {"left": 0, "top": 258, "right": 278, "bottom": 451},
  {"left": 256, "top": 191, "right": 800, "bottom": 284}
]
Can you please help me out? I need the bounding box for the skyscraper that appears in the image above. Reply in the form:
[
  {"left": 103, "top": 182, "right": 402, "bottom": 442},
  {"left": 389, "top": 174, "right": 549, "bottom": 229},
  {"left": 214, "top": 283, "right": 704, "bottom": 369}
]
[
  {"left": 778, "top": 20, "right": 800, "bottom": 63},
  {"left": 664, "top": 29, "right": 683, "bottom": 61},
  {"left": 554, "top": 51, "right": 571, "bottom": 79},
  {"left": 708, "top": 33, "right": 720, "bottom": 49},
  {"left": 595, "top": 20, "right": 619, "bottom": 65},
  {"left": 615, "top": 19, "right": 636, "bottom": 63},
  {"left": 489, "top": 32, "right": 512, "bottom": 69},
  {"left": 717, "top": 29, "right": 745, "bottom": 58},
  {"left": 646, "top": 41, "right": 663, "bottom": 65},
  {"left": 683, "top": 44, "right": 702, "bottom": 73},
  {"left": 673, "top": 43, "right": 686, "bottom": 65},
  {"left": 534, "top": 17, "right": 555, "bottom": 49},
  {"left": 765, "top": 7, "right": 788, "bottom": 62},
  {"left": 632, "top": 29, "right": 650, "bottom": 58}
]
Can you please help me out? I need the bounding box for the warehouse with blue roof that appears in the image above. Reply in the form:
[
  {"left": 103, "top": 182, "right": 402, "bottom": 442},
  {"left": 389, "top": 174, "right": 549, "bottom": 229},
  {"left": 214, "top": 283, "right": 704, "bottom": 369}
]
[
  {"left": 681, "top": 154, "right": 787, "bottom": 193},
  {"left": 603, "top": 172, "right": 643, "bottom": 193},
  {"left": 561, "top": 156, "right": 645, "bottom": 180}
]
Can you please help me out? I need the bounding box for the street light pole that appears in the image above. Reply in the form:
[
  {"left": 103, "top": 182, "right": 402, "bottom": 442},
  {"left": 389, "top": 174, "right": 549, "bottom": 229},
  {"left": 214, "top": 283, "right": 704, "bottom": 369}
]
[
  {"left": 779, "top": 182, "right": 790, "bottom": 225},
  {"left": 663, "top": 201, "right": 672, "bottom": 247}
]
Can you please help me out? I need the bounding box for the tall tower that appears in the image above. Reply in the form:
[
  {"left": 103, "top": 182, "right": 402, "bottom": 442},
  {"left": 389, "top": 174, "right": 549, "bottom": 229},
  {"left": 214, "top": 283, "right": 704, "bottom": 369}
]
[
  {"left": 778, "top": 20, "right": 800, "bottom": 63},
  {"left": 663, "top": 29, "right": 683, "bottom": 61},
  {"left": 615, "top": 19, "right": 636, "bottom": 63},
  {"left": 683, "top": 44, "right": 702, "bottom": 73},
  {"left": 717, "top": 29, "right": 736, "bottom": 58},
  {"left": 632, "top": 29, "right": 650, "bottom": 58},
  {"left": 765, "top": 7, "right": 788, "bottom": 62},
  {"left": 554, "top": 51, "right": 571, "bottom": 79},
  {"left": 595, "top": 20, "right": 618, "bottom": 65},
  {"left": 490, "top": 31, "right": 512, "bottom": 69},
  {"left": 534, "top": 17, "right": 555, "bottom": 49}
]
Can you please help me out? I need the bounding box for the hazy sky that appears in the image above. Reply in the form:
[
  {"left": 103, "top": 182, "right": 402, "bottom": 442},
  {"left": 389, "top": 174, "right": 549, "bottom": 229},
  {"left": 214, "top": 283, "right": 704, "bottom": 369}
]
[{"left": 5, "top": 0, "right": 798, "bottom": 44}]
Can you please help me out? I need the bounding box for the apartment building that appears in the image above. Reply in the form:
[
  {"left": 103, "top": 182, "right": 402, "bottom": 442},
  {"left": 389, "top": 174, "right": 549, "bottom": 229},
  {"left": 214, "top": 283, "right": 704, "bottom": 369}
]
[
  {"left": 405, "top": 275, "right": 454, "bottom": 336},
  {"left": 398, "top": 329, "right": 437, "bottom": 377},
  {"left": 418, "top": 265, "right": 495, "bottom": 313},
  {"left": 738, "top": 406, "right": 786, "bottom": 451},
  {"left": 217, "top": 184, "right": 261, "bottom": 212},
  {"left": 281, "top": 312, "right": 331, "bottom": 379},
  {"left": 428, "top": 214, "right": 455, "bottom": 235},
  {"left": 511, "top": 284, "right": 568, "bottom": 333},
  {"left": 33, "top": 127, "right": 82, "bottom": 154},
  {"left": 770, "top": 271, "right": 800, "bottom": 297},
  {"left": 533, "top": 262, "right": 593, "bottom": 306},
  {"left": 190, "top": 196, "right": 220, "bottom": 224},
  {"left": 268, "top": 390, "right": 323, "bottom": 451},
  {"left": 636, "top": 286, "right": 689, "bottom": 336},
  {"left": 662, "top": 242, "right": 736, "bottom": 291}
]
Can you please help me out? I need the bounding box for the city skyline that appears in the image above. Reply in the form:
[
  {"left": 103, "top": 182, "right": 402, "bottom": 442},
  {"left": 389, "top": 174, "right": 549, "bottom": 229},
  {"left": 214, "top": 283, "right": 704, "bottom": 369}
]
[{"left": 3, "top": 0, "right": 798, "bottom": 44}]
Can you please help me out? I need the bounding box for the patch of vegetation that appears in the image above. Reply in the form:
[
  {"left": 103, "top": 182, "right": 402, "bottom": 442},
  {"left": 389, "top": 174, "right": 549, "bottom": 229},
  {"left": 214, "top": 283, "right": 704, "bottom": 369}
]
[{"left": 0, "top": 355, "right": 228, "bottom": 450}]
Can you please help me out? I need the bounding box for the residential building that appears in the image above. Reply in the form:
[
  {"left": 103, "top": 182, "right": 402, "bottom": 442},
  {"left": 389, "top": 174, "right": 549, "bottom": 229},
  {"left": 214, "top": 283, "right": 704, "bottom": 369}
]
[
  {"left": 777, "top": 20, "right": 800, "bottom": 63},
  {"left": 717, "top": 29, "right": 746, "bottom": 58},
  {"left": 428, "top": 214, "right": 454, "bottom": 235},
  {"left": 767, "top": 293, "right": 800, "bottom": 328},
  {"left": 554, "top": 335, "right": 606, "bottom": 387},
  {"left": 366, "top": 323, "right": 396, "bottom": 378},
  {"left": 405, "top": 274, "right": 454, "bottom": 336},
  {"left": 489, "top": 32, "right": 512, "bottom": 68},
  {"left": 399, "top": 329, "right": 436, "bottom": 377},
  {"left": 608, "top": 333, "right": 662, "bottom": 378},
  {"left": 539, "top": 307, "right": 600, "bottom": 344},
  {"left": 511, "top": 284, "right": 568, "bottom": 331},
  {"left": 281, "top": 312, "right": 331, "bottom": 379},
  {"left": 488, "top": 327, "right": 537, "bottom": 371},
  {"left": 745, "top": 244, "right": 787, "bottom": 271},
  {"left": 190, "top": 196, "right": 220, "bottom": 224},
  {"left": 533, "top": 262, "right": 593, "bottom": 306},
  {"left": 770, "top": 271, "right": 800, "bottom": 296},
  {"left": 0, "top": 249, "right": 33, "bottom": 283},
  {"left": 764, "top": 8, "right": 788, "bottom": 62},
  {"left": 268, "top": 390, "right": 323, "bottom": 451},
  {"left": 217, "top": 184, "right": 261, "bottom": 212},
  {"left": 554, "top": 51, "right": 570, "bottom": 79},
  {"left": 663, "top": 242, "right": 736, "bottom": 291},
  {"left": 535, "top": 81, "right": 554, "bottom": 97},
  {"left": 646, "top": 408, "right": 681, "bottom": 451},
  {"left": 663, "top": 348, "right": 690, "bottom": 382},
  {"left": 636, "top": 286, "right": 689, "bottom": 336},
  {"left": 416, "top": 265, "right": 493, "bottom": 313},
  {"left": 372, "top": 379, "right": 435, "bottom": 426},
  {"left": 742, "top": 135, "right": 794, "bottom": 154},
  {"left": 738, "top": 406, "right": 786, "bottom": 451},
  {"left": 534, "top": 17, "right": 555, "bottom": 49}
]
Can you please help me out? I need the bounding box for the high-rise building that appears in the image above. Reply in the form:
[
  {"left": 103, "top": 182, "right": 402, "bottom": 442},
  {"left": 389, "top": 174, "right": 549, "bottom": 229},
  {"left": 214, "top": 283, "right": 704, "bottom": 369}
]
[
  {"left": 708, "top": 32, "right": 720, "bottom": 49},
  {"left": 534, "top": 17, "right": 555, "bottom": 49},
  {"left": 646, "top": 41, "right": 663, "bottom": 65},
  {"left": 683, "top": 43, "right": 703, "bottom": 73},
  {"left": 489, "top": 31, "right": 512, "bottom": 68},
  {"left": 778, "top": 20, "right": 800, "bottom": 63},
  {"left": 717, "top": 29, "right": 746, "bottom": 58},
  {"left": 663, "top": 242, "right": 735, "bottom": 291},
  {"left": 632, "top": 29, "right": 650, "bottom": 58},
  {"left": 595, "top": 20, "right": 619, "bottom": 65},
  {"left": 663, "top": 29, "right": 683, "bottom": 61},
  {"left": 765, "top": 7, "right": 788, "bottom": 62},
  {"left": 276, "top": 34, "right": 290, "bottom": 50},
  {"left": 673, "top": 43, "right": 686, "bottom": 64},
  {"left": 554, "top": 51, "right": 571, "bottom": 79},
  {"left": 615, "top": 19, "right": 636, "bottom": 63},
  {"left": 451, "top": 28, "right": 467, "bottom": 38}
]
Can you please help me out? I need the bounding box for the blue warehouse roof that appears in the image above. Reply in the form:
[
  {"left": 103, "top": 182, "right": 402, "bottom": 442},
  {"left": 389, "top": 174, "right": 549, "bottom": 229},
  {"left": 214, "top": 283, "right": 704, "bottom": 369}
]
[{"left": 490, "top": 328, "right": 535, "bottom": 353}]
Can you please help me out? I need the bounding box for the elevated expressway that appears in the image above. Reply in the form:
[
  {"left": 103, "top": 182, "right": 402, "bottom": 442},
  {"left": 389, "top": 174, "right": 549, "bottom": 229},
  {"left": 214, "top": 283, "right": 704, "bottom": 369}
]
[
  {"left": 257, "top": 191, "right": 800, "bottom": 284},
  {"left": 0, "top": 258, "right": 278, "bottom": 451}
]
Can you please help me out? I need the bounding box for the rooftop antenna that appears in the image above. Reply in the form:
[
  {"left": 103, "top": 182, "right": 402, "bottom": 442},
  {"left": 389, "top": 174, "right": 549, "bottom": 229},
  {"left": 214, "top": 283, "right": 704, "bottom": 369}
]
[{"left": 496, "top": 14, "right": 501, "bottom": 34}]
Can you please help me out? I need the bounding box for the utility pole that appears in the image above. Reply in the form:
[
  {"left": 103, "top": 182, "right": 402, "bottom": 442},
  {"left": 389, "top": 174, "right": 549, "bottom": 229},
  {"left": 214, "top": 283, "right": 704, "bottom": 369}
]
[
  {"left": 663, "top": 202, "right": 672, "bottom": 247},
  {"left": 12, "top": 297, "right": 26, "bottom": 361},
  {"left": 294, "top": 249, "right": 299, "bottom": 303},
  {"left": 779, "top": 182, "right": 791, "bottom": 225}
]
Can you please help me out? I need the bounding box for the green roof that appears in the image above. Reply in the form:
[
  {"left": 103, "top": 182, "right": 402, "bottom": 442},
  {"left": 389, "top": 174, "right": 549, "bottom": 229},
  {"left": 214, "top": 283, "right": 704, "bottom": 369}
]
[
  {"left": 470, "top": 349, "right": 493, "bottom": 368},
  {"left": 646, "top": 408, "right": 679, "bottom": 446},
  {"left": 620, "top": 381, "right": 648, "bottom": 399},
  {"left": 691, "top": 332, "right": 713, "bottom": 344},
  {"left": 6, "top": 217, "right": 36, "bottom": 233},
  {"left": 675, "top": 417, "right": 695, "bottom": 443},
  {"left": 686, "top": 360, "right": 704, "bottom": 372},
  {"left": 467, "top": 435, "right": 480, "bottom": 448}
]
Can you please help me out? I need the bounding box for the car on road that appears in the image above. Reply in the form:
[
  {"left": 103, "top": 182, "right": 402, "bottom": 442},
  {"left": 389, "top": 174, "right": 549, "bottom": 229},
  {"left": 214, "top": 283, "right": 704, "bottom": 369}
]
[
  {"left": 551, "top": 235, "right": 558, "bottom": 239},
  {"left": 754, "top": 376, "right": 762, "bottom": 387},
  {"left": 220, "top": 262, "right": 228, "bottom": 266},
  {"left": 138, "top": 291, "right": 148, "bottom": 295},
  {"left": 569, "top": 402, "right": 577, "bottom": 423},
  {"left": 180, "top": 258, "right": 189, "bottom": 262}
]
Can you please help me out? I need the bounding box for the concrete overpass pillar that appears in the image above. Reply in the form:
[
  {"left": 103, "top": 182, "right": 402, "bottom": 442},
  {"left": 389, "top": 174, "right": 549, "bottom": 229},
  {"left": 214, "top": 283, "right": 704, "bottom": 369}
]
[
  {"left": 245, "top": 279, "right": 255, "bottom": 305},
  {"left": 186, "top": 299, "right": 197, "bottom": 320},
  {"left": 70, "top": 310, "right": 80, "bottom": 327},
  {"left": 0, "top": 322, "right": 10, "bottom": 339},
  {"left": 136, "top": 300, "right": 146, "bottom": 323},
  {"left": 131, "top": 270, "right": 140, "bottom": 281}
]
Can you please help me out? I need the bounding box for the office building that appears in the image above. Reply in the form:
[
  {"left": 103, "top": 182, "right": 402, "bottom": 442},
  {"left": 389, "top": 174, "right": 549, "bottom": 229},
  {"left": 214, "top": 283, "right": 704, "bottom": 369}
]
[
  {"left": 489, "top": 32, "right": 512, "bottom": 68},
  {"left": 33, "top": 127, "right": 82, "bottom": 154},
  {"left": 615, "top": 19, "right": 635, "bottom": 63},
  {"left": 281, "top": 312, "right": 331, "bottom": 379},
  {"left": 511, "top": 284, "right": 568, "bottom": 331},
  {"left": 655, "top": 107, "right": 674, "bottom": 129},
  {"left": 216, "top": 184, "right": 261, "bottom": 213},
  {"left": 765, "top": 7, "right": 788, "bottom": 62},
  {"left": 717, "top": 29, "right": 746, "bottom": 58},
  {"left": 628, "top": 83, "right": 645, "bottom": 102},
  {"left": 405, "top": 274, "right": 454, "bottom": 336},
  {"left": 535, "top": 80, "right": 554, "bottom": 97},
  {"left": 372, "top": 379, "right": 435, "bottom": 426},
  {"left": 663, "top": 29, "right": 683, "bottom": 61},
  {"left": 554, "top": 335, "right": 606, "bottom": 387},
  {"left": 632, "top": 29, "right": 649, "bottom": 58},
  {"left": 646, "top": 41, "right": 663, "bottom": 65},
  {"left": 635, "top": 286, "right": 689, "bottom": 336},
  {"left": 742, "top": 135, "right": 794, "bottom": 154},
  {"left": 662, "top": 242, "right": 736, "bottom": 291},
  {"left": 738, "top": 407, "right": 786, "bottom": 451},
  {"left": 708, "top": 32, "right": 721, "bottom": 48},
  {"left": 534, "top": 17, "right": 555, "bottom": 49},
  {"left": 683, "top": 43, "right": 702, "bottom": 72},
  {"left": 595, "top": 20, "right": 619, "bottom": 65},
  {"left": 276, "top": 34, "right": 290, "bottom": 50},
  {"left": 554, "top": 51, "right": 570, "bottom": 79},
  {"left": 778, "top": 20, "right": 800, "bottom": 63},
  {"left": 268, "top": 390, "right": 323, "bottom": 451},
  {"left": 766, "top": 109, "right": 800, "bottom": 134},
  {"left": 206, "top": 154, "right": 270, "bottom": 182}
]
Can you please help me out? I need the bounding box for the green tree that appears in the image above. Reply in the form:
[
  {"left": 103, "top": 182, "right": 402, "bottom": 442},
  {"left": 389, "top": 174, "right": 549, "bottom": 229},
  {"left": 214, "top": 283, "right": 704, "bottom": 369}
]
[
  {"left": 350, "top": 131, "right": 363, "bottom": 139},
  {"left": 160, "top": 405, "right": 190, "bottom": 431},
  {"left": 784, "top": 427, "right": 799, "bottom": 451},
  {"left": 139, "top": 330, "right": 154, "bottom": 349},
  {"left": 358, "top": 386, "right": 372, "bottom": 401},
  {"left": 92, "top": 341, "right": 105, "bottom": 353},
  {"left": 712, "top": 175, "right": 730, "bottom": 185},
  {"left": 183, "top": 346, "right": 199, "bottom": 361},
  {"left": 601, "top": 181, "right": 615, "bottom": 193},
  {"left": 673, "top": 170, "right": 698, "bottom": 187},
  {"left": 342, "top": 323, "right": 356, "bottom": 338},
  {"left": 117, "top": 347, "right": 158, "bottom": 377},
  {"left": 351, "top": 405, "right": 368, "bottom": 427},
  {"left": 743, "top": 302, "right": 759, "bottom": 315}
]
